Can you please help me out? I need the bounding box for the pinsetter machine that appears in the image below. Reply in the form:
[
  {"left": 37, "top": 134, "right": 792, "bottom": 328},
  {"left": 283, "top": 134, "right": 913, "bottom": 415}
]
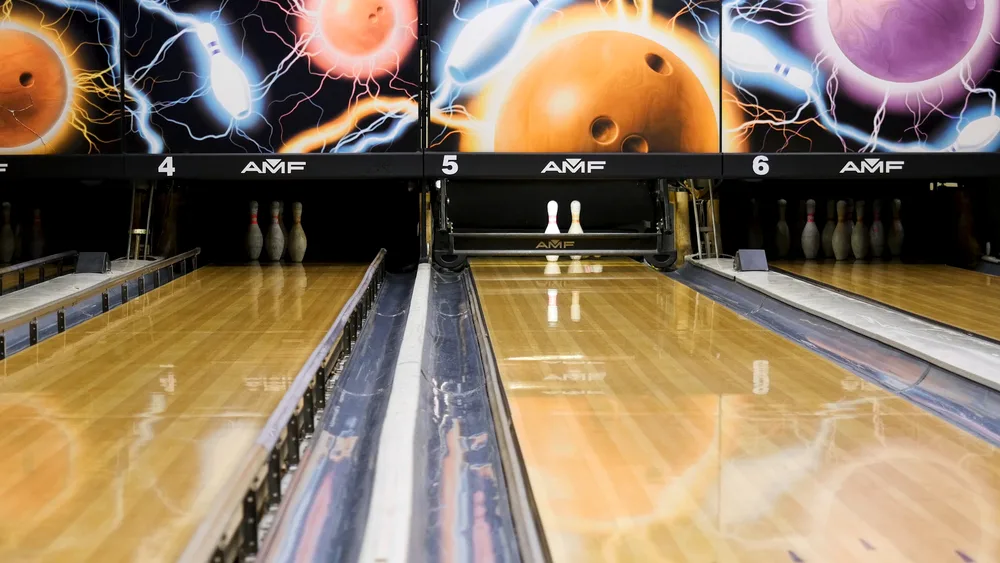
[{"left": 430, "top": 178, "right": 678, "bottom": 271}]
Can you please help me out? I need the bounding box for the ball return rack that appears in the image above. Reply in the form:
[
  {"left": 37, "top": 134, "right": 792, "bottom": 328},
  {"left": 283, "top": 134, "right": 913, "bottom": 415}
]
[{"left": 431, "top": 179, "right": 678, "bottom": 270}]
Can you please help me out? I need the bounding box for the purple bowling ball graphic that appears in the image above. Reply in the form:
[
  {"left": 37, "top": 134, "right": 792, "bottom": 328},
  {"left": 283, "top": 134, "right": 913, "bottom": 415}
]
[{"left": 827, "top": 0, "right": 985, "bottom": 83}]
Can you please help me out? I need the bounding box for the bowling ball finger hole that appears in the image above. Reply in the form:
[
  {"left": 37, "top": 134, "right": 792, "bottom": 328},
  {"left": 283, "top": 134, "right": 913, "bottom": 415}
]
[
  {"left": 590, "top": 116, "right": 619, "bottom": 145},
  {"left": 19, "top": 72, "right": 34, "bottom": 88},
  {"left": 644, "top": 53, "right": 673, "bottom": 76},
  {"left": 621, "top": 134, "right": 649, "bottom": 153}
]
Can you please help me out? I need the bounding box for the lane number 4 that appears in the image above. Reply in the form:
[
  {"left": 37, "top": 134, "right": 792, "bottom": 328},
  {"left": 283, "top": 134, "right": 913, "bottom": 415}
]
[{"left": 158, "top": 156, "right": 176, "bottom": 177}]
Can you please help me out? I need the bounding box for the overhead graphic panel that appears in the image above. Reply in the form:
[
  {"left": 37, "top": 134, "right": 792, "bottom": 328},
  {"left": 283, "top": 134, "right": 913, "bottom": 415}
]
[
  {"left": 722, "top": 0, "right": 1000, "bottom": 178},
  {"left": 0, "top": 0, "right": 124, "bottom": 177},
  {"left": 424, "top": 0, "right": 729, "bottom": 178},
  {"left": 122, "top": 0, "right": 422, "bottom": 178}
]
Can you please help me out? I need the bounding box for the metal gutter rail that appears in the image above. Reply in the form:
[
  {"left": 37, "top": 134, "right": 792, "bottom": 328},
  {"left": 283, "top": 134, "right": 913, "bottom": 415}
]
[
  {"left": 0, "top": 248, "right": 201, "bottom": 359},
  {"left": 179, "top": 250, "right": 387, "bottom": 563},
  {"left": 0, "top": 251, "right": 78, "bottom": 295},
  {"left": 466, "top": 269, "right": 550, "bottom": 563}
]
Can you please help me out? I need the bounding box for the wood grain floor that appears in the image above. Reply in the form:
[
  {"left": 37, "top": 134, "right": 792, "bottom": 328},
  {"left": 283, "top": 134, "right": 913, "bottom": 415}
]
[
  {"left": 775, "top": 262, "right": 1000, "bottom": 341},
  {"left": 472, "top": 258, "right": 1000, "bottom": 563},
  {"left": 0, "top": 264, "right": 364, "bottom": 563}
]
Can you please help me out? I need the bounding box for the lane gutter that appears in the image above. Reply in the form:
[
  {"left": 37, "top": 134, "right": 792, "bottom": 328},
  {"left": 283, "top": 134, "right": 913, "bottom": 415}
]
[
  {"left": 465, "top": 267, "right": 551, "bottom": 563},
  {"left": 358, "top": 263, "right": 432, "bottom": 562}
]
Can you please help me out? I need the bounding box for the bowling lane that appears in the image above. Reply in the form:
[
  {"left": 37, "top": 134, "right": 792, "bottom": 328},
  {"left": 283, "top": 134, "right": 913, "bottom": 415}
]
[
  {"left": 472, "top": 258, "right": 1000, "bottom": 563},
  {"left": 0, "top": 264, "right": 365, "bottom": 562},
  {"left": 775, "top": 262, "right": 1000, "bottom": 341}
]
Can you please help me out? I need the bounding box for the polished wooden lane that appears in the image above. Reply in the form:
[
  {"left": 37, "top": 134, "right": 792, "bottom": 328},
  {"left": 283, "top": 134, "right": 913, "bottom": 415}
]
[
  {"left": 774, "top": 262, "right": 1000, "bottom": 341},
  {"left": 0, "top": 264, "right": 365, "bottom": 563},
  {"left": 472, "top": 258, "right": 1000, "bottom": 563}
]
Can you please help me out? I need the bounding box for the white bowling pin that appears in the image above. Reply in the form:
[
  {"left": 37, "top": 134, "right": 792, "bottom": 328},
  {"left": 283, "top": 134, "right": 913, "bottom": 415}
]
[
  {"left": 869, "top": 200, "right": 885, "bottom": 259},
  {"left": 568, "top": 200, "right": 583, "bottom": 260},
  {"left": 723, "top": 31, "right": 813, "bottom": 90},
  {"left": 801, "top": 199, "right": 820, "bottom": 260},
  {"left": 288, "top": 202, "right": 307, "bottom": 262},
  {"left": 195, "top": 22, "right": 252, "bottom": 120},
  {"left": 265, "top": 201, "right": 284, "bottom": 261},
  {"left": 821, "top": 200, "right": 835, "bottom": 259},
  {"left": 832, "top": 200, "right": 850, "bottom": 261},
  {"left": 445, "top": 0, "right": 537, "bottom": 84},
  {"left": 30, "top": 208, "right": 44, "bottom": 260},
  {"left": 851, "top": 200, "right": 869, "bottom": 260},
  {"left": 948, "top": 114, "right": 1000, "bottom": 152},
  {"left": 888, "top": 199, "right": 904, "bottom": 258},
  {"left": 775, "top": 199, "right": 790, "bottom": 258},
  {"left": 571, "top": 290, "right": 581, "bottom": 322},
  {"left": 247, "top": 200, "right": 263, "bottom": 260},
  {"left": 544, "top": 200, "right": 559, "bottom": 262},
  {"left": 278, "top": 201, "right": 288, "bottom": 257}
]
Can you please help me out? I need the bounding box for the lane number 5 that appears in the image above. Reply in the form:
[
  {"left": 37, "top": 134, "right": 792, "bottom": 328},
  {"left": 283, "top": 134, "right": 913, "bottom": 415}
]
[{"left": 441, "top": 154, "right": 458, "bottom": 176}]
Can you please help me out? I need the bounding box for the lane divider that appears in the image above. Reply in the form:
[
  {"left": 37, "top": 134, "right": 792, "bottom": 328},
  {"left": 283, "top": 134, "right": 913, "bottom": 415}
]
[{"left": 358, "top": 262, "right": 431, "bottom": 562}]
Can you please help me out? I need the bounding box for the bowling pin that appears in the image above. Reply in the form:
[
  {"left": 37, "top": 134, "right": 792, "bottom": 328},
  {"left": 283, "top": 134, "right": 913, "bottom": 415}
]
[
  {"left": 265, "top": 201, "right": 284, "bottom": 262},
  {"left": 870, "top": 199, "right": 885, "bottom": 259},
  {"left": 288, "top": 202, "right": 307, "bottom": 263},
  {"left": 851, "top": 200, "right": 869, "bottom": 260},
  {"left": 888, "top": 199, "right": 904, "bottom": 258},
  {"left": 544, "top": 262, "right": 561, "bottom": 276},
  {"left": 775, "top": 199, "right": 790, "bottom": 259},
  {"left": 801, "top": 199, "right": 820, "bottom": 260},
  {"left": 568, "top": 200, "right": 583, "bottom": 260},
  {"left": 195, "top": 22, "right": 252, "bottom": 120},
  {"left": 12, "top": 224, "right": 21, "bottom": 262},
  {"left": 567, "top": 260, "right": 583, "bottom": 275},
  {"left": 30, "top": 208, "right": 44, "bottom": 260},
  {"left": 279, "top": 202, "right": 288, "bottom": 258},
  {"left": 247, "top": 201, "right": 263, "bottom": 261},
  {"left": 445, "top": 0, "right": 538, "bottom": 85},
  {"left": 0, "top": 203, "right": 13, "bottom": 264},
  {"left": 832, "top": 200, "right": 850, "bottom": 261},
  {"left": 547, "top": 288, "right": 558, "bottom": 325},
  {"left": 793, "top": 200, "right": 806, "bottom": 258},
  {"left": 822, "top": 200, "right": 836, "bottom": 259},
  {"left": 544, "top": 200, "right": 559, "bottom": 262},
  {"left": 571, "top": 290, "right": 581, "bottom": 322},
  {"left": 846, "top": 199, "right": 855, "bottom": 257},
  {"left": 748, "top": 198, "right": 763, "bottom": 249}
]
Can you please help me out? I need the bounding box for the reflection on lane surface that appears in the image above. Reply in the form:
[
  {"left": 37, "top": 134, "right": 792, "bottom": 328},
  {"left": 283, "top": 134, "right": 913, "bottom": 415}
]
[
  {"left": 0, "top": 264, "right": 365, "bottom": 563},
  {"left": 472, "top": 258, "right": 1000, "bottom": 563}
]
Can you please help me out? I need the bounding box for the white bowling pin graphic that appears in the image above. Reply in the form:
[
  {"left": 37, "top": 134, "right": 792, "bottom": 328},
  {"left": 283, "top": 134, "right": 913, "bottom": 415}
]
[
  {"left": 568, "top": 200, "right": 583, "bottom": 260},
  {"left": 544, "top": 200, "right": 559, "bottom": 262},
  {"left": 869, "top": 199, "right": 885, "bottom": 259},
  {"left": 288, "top": 202, "right": 307, "bottom": 263},
  {"left": 722, "top": 31, "right": 813, "bottom": 90},
  {"left": 547, "top": 288, "right": 558, "bottom": 325},
  {"left": 851, "top": 200, "right": 869, "bottom": 260},
  {"left": 445, "top": 0, "right": 538, "bottom": 85},
  {"left": 195, "top": 22, "right": 252, "bottom": 120},
  {"left": 247, "top": 201, "right": 263, "bottom": 260},
  {"left": 265, "top": 201, "right": 284, "bottom": 261},
  {"left": 821, "top": 200, "right": 835, "bottom": 259},
  {"left": 775, "top": 199, "right": 790, "bottom": 258},
  {"left": 801, "top": 199, "right": 820, "bottom": 260},
  {"left": 832, "top": 200, "right": 850, "bottom": 261},
  {"left": 888, "top": 199, "right": 904, "bottom": 258},
  {"left": 948, "top": 114, "right": 1000, "bottom": 152}
]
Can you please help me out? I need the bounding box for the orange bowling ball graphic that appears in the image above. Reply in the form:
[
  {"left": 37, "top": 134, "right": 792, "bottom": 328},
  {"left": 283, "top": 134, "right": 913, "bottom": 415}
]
[
  {"left": 494, "top": 30, "right": 719, "bottom": 153},
  {"left": 320, "top": 0, "right": 396, "bottom": 57},
  {"left": 0, "top": 25, "right": 70, "bottom": 150}
]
